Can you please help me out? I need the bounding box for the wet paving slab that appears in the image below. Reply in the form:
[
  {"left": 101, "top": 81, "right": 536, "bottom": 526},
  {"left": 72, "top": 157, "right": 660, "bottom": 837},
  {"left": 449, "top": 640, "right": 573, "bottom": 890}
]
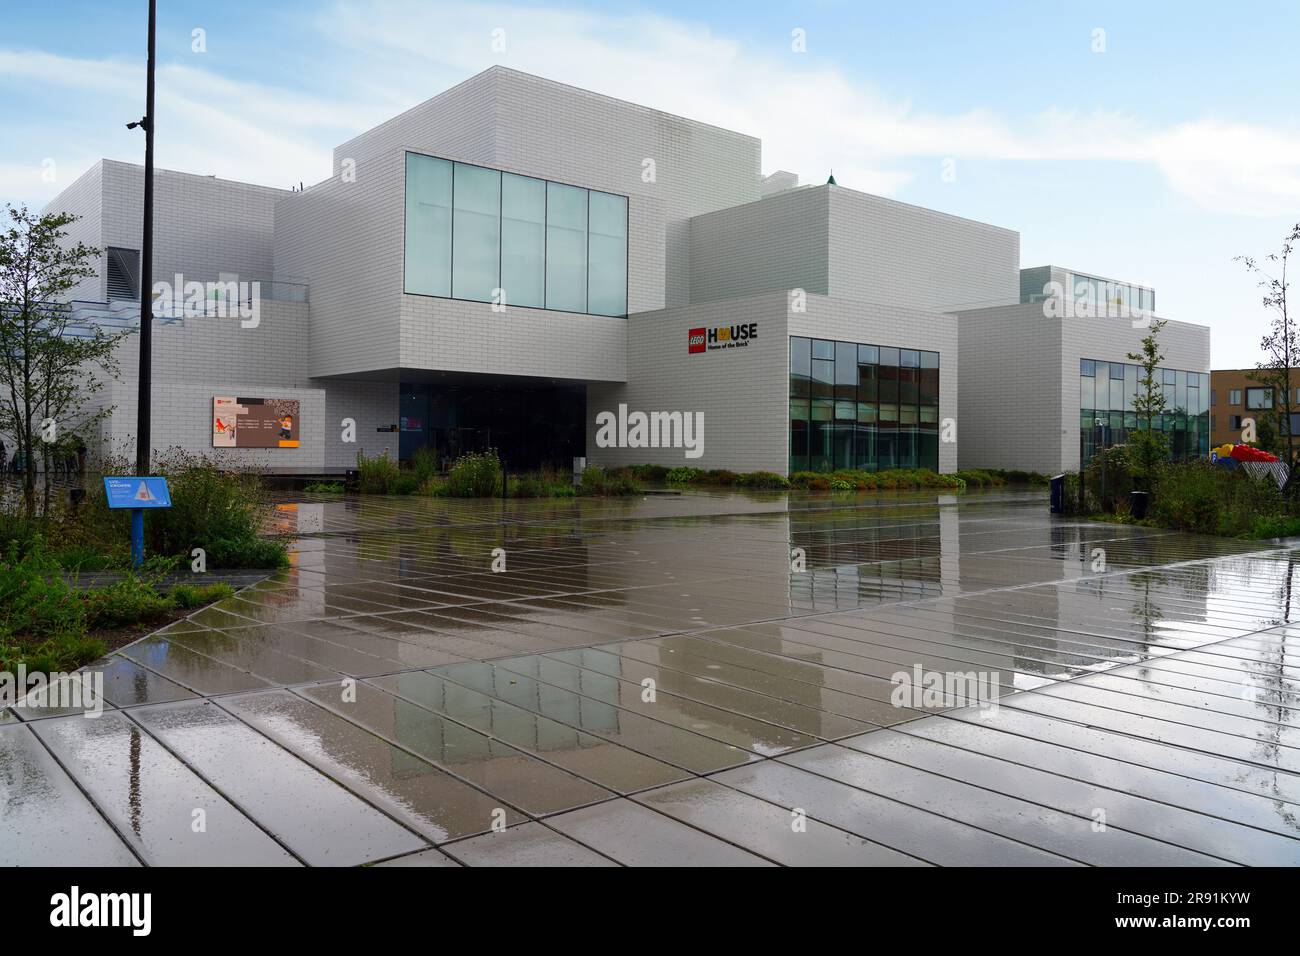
[{"left": 12, "top": 488, "right": 1300, "bottom": 864}]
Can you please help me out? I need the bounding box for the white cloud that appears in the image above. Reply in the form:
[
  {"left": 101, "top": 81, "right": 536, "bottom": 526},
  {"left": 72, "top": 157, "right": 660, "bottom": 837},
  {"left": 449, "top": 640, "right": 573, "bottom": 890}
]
[{"left": 2, "top": 0, "right": 1299, "bottom": 218}]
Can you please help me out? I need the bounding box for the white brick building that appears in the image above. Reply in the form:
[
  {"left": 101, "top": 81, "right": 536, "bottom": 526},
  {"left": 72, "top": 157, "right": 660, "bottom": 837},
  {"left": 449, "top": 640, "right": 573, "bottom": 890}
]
[{"left": 42, "top": 66, "right": 1210, "bottom": 476}]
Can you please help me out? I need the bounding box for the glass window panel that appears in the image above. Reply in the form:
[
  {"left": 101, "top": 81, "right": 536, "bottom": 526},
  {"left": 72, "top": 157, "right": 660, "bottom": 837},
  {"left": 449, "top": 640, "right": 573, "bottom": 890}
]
[
  {"left": 811, "top": 359, "right": 834, "bottom": 399},
  {"left": 858, "top": 344, "right": 878, "bottom": 365},
  {"left": 836, "top": 342, "right": 857, "bottom": 400},
  {"left": 789, "top": 419, "right": 809, "bottom": 474},
  {"left": 877, "top": 405, "right": 898, "bottom": 470},
  {"left": 811, "top": 399, "right": 834, "bottom": 422},
  {"left": 588, "top": 190, "right": 627, "bottom": 316},
  {"left": 878, "top": 363, "right": 899, "bottom": 403},
  {"left": 899, "top": 366, "right": 919, "bottom": 404},
  {"left": 858, "top": 363, "right": 878, "bottom": 402},
  {"left": 1124, "top": 364, "right": 1137, "bottom": 412},
  {"left": 789, "top": 399, "right": 809, "bottom": 421},
  {"left": 919, "top": 420, "right": 938, "bottom": 472},
  {"left": 1081, "top": 359, "right": 1095, "bottom": 376},
  {"left": 811, "top": 422, "right": 834, "bottom": 471},
  {"left": 835, "top": 400, "right": 855, "bottom": 421},
  {"left": 1094, "top": 362, "right": 1108, "bottom": 382},
  {"left": 919, "top": 405, "right": 938, "bottom": 424},
  {"left": 833, "top": 424, "right": 855, "bottom": 470},
  {"left": 545, "top": 181, "right": 587, "bottom": 312},
  {"left": 500, "top": 172, "right": 545, "bottom": 309},
  {"left": 919, "top": 366, "right": 939, "bottom": 405},
  {"left": 879, "top": 403, "right": 899, "bottom": 425},
  {"left": 404, "top": 153, "right": 452, "bottom": 296},
  {"left": 812, "top": 339, "right": 835, "bottom": 360},
  {"left": 855, "top": 423, "right": 876, "bottom": 470},
  {"left": 857, "top": 402, "right": 878, "bottom": 423},
  {"left": 1110, "top": 374, "right": 1124, "bottom": 411},
  {"left": 451, "top": 162, "right": 501, "bottom": 303},
  {"left": 900, "top": 349, "right": 920, "bottom": 368},
  {"left": 1110, "top": 362, "right": 1125, "bottom": 379},
  {"left": 879, "top": 346, "right": 900, "bottom": 367},
  {"left": 1080, "top": 374, "right": 1094, "bottom": 412},
  {"left": 789, "top": 336, "right": 811, "bottom": 399},
  {"left": 921, "top": 350, "right": 939, "bottom": 369}
]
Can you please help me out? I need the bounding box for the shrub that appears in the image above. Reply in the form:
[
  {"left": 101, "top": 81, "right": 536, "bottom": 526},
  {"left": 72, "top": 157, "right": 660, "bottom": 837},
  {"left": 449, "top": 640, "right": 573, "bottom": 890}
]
[
  {"left": 357, "top": 449, "right": 402, "bottom": 494},
  {"left": 445, "top": 451, "right": 502, "bottom": 497},
  {"left": 304, "top": 481, "right": 344, "bottom": 493},
  {"left": 169, "top": 582, "right": 236, "bottom": 609},
  {"left": 81, "top": 575, "right": 174, "bottom": 631},
  {"left": 737, "top": 471, "right": 790, "bottom": 489},
  {"left": 0, "top": 543, "right": 85, "bottom": 641},
  {"left": 664, "top": 466, "right": 703, "bottom": 485},
  {"left": 410, "top": 446, "right": 440, "bottom": 485},
  {"left": 579, "top": 465, "right": 641, "bottom": 496}
]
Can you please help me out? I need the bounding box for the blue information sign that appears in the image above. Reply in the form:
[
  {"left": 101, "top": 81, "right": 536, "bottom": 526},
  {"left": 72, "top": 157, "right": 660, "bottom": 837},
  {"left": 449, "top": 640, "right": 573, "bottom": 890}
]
[{"left": 103, "top": 476, "right": 172, "bottom": 509}]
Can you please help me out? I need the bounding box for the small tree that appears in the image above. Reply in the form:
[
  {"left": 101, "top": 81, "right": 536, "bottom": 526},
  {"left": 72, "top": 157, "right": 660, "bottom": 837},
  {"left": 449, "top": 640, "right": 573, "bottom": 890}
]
[
  {"left": 0, "top": 204, "right": 123, "bottom": 519},
  {"left": 1238, "top": 223, "right": 1300, "bottom": 483},
  {"left": 1128, "top": 318, "right": 1169, "bottom": 489}
]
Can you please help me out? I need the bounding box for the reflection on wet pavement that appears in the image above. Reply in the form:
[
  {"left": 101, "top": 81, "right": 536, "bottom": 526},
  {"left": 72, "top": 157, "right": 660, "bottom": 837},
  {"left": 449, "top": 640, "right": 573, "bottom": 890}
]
[{"left": 8, "top": 488, "right": 1300, "bottom": 865}]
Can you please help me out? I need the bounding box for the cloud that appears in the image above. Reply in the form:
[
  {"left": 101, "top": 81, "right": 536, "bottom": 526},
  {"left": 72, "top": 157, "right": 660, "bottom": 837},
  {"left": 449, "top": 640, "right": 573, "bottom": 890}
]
[{"left": 2, "top": 0, "right": 1299, "bottom": 217}]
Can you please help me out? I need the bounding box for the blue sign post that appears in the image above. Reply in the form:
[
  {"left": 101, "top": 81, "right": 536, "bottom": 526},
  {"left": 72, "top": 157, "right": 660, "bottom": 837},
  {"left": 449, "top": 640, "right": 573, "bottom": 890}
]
[{"left": 103, "top": 477, "right": 172, "bottom": 568}]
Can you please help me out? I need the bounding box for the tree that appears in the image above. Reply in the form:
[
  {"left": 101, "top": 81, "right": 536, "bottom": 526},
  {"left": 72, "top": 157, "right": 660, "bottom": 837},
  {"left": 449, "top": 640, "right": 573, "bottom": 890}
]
[
  {"left": 1238, "top": 223, "right": 1300, "bottom": 482},
  {"left": 1127, "top": 318, "right": 1169, "bottom": 489},
  {"left": 0, "top": 204, "right": 123, "bottom": 519}
]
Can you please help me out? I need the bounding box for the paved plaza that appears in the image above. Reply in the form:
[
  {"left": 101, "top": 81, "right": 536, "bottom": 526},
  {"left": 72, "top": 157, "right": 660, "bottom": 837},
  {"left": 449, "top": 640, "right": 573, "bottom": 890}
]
[{"left": 4, "top": 488, "right": 1299, "bottom": 866}]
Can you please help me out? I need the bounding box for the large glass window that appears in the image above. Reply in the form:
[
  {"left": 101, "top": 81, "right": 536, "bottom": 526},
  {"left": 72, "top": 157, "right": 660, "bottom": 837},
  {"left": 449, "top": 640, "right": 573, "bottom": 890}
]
[
  {"left": 500, "top": 172, "right": 545, "bottom": 309},
  {"left": 404, "top": 153, "right": 452, "bottom": 297},
  {"left": 404, "top": 152, "right": 627, "bottom": 317},
  {"left": 789, "top": 337, "right": 941, "bottom": 473},
  {"left": 451, "top": 163, "right": 501, "bottom": 302},
  {"left": 1080, "top": 356, "right": 1209, "bottom": 465},
  {"left": 588, "top": 191, "right": 628, "bottom": 316},
  {"left": 545, "top": 182, "right": 588, "bottom": 313}
]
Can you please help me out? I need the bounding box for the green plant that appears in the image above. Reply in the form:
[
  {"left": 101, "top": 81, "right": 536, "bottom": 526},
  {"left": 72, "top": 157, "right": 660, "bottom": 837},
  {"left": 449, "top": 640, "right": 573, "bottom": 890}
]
[
  {"left": 579, "top": 465, "right": 641, "bottom": 496},
  {"left": 169, "top": 581, "right": 236, "bottom": 609},
  {"left": 356, "top": 449, "right": 402, "bottom": 494},
  {"left": 304, "top": 481, "right": 344, "bottom": 493},
  {"left": 0, "top": 542, "right": 85, "bottom": 641},
  {"left": 445, "top": 451, "right": 502, "bottom": 497},
  {"left": 81, "top": 575, "right": 174, "bottom": 631},
  {"left": 664, "top": 466, "right": 703, "bottom": 485},
  {"left": 410, "top": 446, "right": 440, "bottom": 485},
  {"left": 736, "top": 471, "right": 790, "bottom": 489}
]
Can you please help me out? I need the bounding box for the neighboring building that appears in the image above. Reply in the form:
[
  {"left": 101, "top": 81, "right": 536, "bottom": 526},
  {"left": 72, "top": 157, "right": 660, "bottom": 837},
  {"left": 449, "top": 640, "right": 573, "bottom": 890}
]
[
  {"left": 1210, "top": 368, "right": 1300, "bottom": 451},
  {"left": 42, "top": 66, "right": 1211, "bottom": 477}
]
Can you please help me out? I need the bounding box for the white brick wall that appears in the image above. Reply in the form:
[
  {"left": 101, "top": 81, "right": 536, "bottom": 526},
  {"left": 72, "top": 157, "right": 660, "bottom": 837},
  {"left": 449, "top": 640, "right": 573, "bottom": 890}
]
[
  {"left": 956, "top": 302, "right": 1210, "bottom": 473},
  {"left": 588, "top": 291, "right": 959, "bottom": 475}
]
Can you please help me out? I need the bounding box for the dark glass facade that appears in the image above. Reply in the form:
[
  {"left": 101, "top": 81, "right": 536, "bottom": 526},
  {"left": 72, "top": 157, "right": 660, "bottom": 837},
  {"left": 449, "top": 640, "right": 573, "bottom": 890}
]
[
  {"left": 789, "top": 336, "right": 939, "bottom": 473},
  {"left": 1079, "top": 359, "right": 1209, "bottom": 466}
]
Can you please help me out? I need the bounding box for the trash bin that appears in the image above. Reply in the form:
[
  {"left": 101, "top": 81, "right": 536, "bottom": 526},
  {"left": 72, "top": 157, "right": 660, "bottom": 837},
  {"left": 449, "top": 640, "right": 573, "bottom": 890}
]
[
  {"left": 1129, "top": 490, "right": 1150, "bottom": 520},
  {"left": 1049, "top": 474, "right": 1066, "bottom": 514},
  {"left": 572, "top": 456, "right": 587, "bottom": 487}
]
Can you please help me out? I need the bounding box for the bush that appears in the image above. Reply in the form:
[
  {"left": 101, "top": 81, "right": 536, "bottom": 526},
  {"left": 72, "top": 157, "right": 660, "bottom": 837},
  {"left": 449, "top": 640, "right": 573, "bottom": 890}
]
[
  {"left": 444, "top": 451, "right": 502, "bottom": 497},
  {"left": 579, "top": 465, "right": 641, "bottom": 496},
  {"left": 0, "top": 543, "right": 85, "bottom": 641},
  {"left": 81, "top": 575, "right": 174, "bottom": 631},
  {"left": 664, "top": 467, "right": 704, "bottom": 485},
  {"left": 410, "top": 447, "right": 440, "bottom": 485},
  {"left": 304, "top": 481, "right": 344, "bottom": 493},
  {"left": 169, "top": 582, "right": 236, "bottom": 609},
  {"left": 737, "top": 471, "right": 790, "bottom": 489},
  {"left": 356, "top": 449, "right": 402, "bottom": 494}
]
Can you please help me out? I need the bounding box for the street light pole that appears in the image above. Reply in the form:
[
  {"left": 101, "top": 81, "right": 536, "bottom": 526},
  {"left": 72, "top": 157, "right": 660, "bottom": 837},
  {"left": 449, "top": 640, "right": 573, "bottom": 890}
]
[{"left": 133, "top": 0, "right": 156, "bottom": 475}]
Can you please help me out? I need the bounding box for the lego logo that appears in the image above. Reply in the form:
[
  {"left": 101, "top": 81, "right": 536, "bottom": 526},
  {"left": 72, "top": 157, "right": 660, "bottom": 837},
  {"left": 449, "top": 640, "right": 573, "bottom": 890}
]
[{"left": 688, "top": 328, "right": 706, "bottom": 353}]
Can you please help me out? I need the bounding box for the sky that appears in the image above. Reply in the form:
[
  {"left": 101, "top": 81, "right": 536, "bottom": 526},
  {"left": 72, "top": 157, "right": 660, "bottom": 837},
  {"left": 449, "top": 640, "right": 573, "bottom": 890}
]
[{"left": 2, "top": 0, "right": 1298, "bottom": 368}]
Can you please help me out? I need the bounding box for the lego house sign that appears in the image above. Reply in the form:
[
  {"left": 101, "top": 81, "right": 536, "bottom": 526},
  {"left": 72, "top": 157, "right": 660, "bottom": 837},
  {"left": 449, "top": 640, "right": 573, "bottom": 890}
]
[{"left": 688, "top": 323, "right": 758, "bottom": 354}]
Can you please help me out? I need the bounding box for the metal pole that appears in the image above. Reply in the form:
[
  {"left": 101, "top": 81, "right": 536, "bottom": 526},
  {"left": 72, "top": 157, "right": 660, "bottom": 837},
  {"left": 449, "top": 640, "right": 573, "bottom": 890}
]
[{"left": 135, "top": 0, "right": 156, "bottom": 475}]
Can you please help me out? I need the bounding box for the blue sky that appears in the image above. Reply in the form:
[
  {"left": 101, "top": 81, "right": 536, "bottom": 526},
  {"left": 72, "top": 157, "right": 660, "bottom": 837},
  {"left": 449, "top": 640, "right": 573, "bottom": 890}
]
[{"left": 3, "top": 0, "right": 1298, "bottom": 367}]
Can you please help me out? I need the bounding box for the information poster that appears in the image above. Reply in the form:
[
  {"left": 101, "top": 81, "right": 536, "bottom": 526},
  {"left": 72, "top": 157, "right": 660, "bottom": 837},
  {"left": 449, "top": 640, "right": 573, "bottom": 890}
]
[{"left": 213, "top": 396, "right": 301, "bottom": 448}]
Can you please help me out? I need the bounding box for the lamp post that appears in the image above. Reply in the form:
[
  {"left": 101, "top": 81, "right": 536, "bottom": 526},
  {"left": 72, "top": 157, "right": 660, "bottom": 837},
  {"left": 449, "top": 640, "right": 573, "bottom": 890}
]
[{"left": 127, "top": 0, "right": 156, "bottom": 475}]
